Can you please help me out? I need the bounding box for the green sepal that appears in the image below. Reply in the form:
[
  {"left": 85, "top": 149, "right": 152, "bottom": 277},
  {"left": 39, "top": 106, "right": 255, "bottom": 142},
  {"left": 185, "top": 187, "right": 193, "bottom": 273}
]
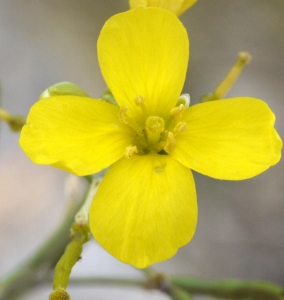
[
  {"left": 100, "top": 88, "right": 117, "bottom": 105},
  {"left": 39, "top": 82, "right": 90, "bottom": 99}
]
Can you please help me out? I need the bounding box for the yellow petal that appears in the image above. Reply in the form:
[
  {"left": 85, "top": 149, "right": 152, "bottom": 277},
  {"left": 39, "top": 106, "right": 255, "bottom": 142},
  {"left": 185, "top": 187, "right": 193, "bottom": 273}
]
[
  {"left": 129, "top": 0, "right": 183, "bottom": 15},
  {"left": 129, "top": 0, "right": 197, "bottom": 16},
  {"left": 171, "top": 97, "right": 282, "bottom": 180},
  {"left": 177, "top": 0, "right": 197, "bottom": 16},
  {"left": 90, "top": 154, "right": 197, "bottom": 268},
  {"left": 19, "top": 96, "right": 134, "bottom": 176},
  {"left": 98, "top": 7, "right": 189, "bottom": 123}
]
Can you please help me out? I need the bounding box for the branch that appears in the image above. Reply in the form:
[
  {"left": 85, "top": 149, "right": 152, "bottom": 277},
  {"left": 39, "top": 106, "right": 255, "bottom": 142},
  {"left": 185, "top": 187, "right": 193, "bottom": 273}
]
[
  {"left": 172, "top": 276, "right": 284, "bottom": 300},
  {"left": 0, "top": 182, "right": 91, "bottom": 300}
]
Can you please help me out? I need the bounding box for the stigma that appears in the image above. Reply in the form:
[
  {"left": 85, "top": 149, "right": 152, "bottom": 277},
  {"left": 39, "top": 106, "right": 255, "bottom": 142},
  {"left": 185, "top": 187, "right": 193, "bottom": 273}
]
[{"left": 145, "top": 116, "right": 165, "bottom": 145}]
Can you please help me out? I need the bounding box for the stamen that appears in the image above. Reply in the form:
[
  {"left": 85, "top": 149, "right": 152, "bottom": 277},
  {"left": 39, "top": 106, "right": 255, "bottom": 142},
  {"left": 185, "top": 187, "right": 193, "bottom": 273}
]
[
  {"left": 171, "top": 104, "right": 184, "bottom": 119},
  {"left": 118, "top": 106, "right": 143, "bottom": 134},
  {"left": 177, "top": 93, "right": 190, "bottom": 107},
  {"left": 164, "top": 132, "right": 176, "bottom": 153},
  {"left": 134, "top": 95, "right": 148, "bottom": 117},
  {"left": 125, "top": 145, "right": 138, "bottom": 159},
  {"left": 173, "top": 122, "right": 187, "bottom": 133},
  {"left": 118, "top": 106, "right": 129, "bottom": 124},
  {"left": 134, "top": 95, "right": 145, "bottom": 107},
  {"left": 145, "top": 116, "right": 165, "bottom": 145}
]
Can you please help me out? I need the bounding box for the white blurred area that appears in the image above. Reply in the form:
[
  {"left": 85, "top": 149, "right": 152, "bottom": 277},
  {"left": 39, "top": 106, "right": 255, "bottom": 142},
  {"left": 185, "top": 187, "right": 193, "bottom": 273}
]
[{"left": 0, "top": 1, "right": 284, "bottom": 299}]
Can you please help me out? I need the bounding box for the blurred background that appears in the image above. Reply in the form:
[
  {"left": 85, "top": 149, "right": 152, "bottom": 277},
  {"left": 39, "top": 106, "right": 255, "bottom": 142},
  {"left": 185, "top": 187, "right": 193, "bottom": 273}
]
[{"left": 0, "top": 1, "right": 283, "bottom": 299}]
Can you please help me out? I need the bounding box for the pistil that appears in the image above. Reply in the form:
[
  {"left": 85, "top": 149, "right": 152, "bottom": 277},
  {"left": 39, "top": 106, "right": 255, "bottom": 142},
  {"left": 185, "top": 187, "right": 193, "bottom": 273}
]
[{"left": 145, "top": 116, "right": 165, "bottom": 145}]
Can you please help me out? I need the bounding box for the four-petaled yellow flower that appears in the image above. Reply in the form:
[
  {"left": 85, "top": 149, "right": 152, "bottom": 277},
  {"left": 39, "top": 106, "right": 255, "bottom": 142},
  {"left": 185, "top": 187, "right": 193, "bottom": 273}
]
[
  {"left": 20, "top": 7, "right": 282, "bottom": 268},
  {"left": 129, "top": 0, "right": 197, "bottom": 15}
]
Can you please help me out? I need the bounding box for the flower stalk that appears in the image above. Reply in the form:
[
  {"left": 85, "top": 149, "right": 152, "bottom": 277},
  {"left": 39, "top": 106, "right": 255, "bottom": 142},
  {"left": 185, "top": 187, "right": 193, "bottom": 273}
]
[
  {"left": 49, "top": 222, "right": 91, "bottom": 299},
  {"left": 49, "top": 179, "right": 101, "bottom": 298}
]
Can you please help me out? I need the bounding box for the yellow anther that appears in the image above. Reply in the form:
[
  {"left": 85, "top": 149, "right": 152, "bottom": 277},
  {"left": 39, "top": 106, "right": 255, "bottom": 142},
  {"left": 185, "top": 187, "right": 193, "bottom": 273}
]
[
  {"left": 118, "top": 106, "right": 129, "bottom": 124},
  {"left": 164, "top": 132, "right": 176, "bottom": 153},
  {"left": 118, "top": 106, "right": 143, "bottom": 134},
  {"left": 134, "top": 95, "right": 145, "bottom": 107},
  {"left": 173, "top": 122, "right": 187, "bottom": 133},
  {"left": 170, "top": 104, "right": 184, "bottom": 118},
  {"left": 125, "top": 145, "right": 138, "bottom": 159}
]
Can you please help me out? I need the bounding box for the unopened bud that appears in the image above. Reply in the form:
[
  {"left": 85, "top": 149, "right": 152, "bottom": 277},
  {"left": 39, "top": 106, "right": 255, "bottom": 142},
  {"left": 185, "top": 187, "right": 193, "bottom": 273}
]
[{"left": 49, "top": 288, "right": 70, "bottom": 300}]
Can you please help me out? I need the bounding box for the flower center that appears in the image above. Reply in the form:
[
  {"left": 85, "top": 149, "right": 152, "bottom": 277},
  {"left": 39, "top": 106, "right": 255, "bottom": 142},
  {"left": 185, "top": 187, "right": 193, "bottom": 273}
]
[{"left": 119, "top": 95, "right": 188, "bottom": 158}]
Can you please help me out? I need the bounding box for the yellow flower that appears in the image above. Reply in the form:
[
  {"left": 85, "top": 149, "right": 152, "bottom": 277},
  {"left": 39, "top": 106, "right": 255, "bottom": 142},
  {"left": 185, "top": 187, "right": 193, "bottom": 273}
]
[
  {"left": 129, "top": 0, "right": 197, "bottom": 15},
  {"left": 19, "top": 7, "right": 282, "bottom": 268}
]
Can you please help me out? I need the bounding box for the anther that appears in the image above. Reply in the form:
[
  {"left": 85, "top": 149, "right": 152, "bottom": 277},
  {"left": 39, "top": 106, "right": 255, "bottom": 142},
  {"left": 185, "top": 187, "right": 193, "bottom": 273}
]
[
  {"left": 118, "top": 106, "right": 129, "bottom": 124},
  {"left": 171, "top": 104, "right": 184, "bottom": 118},
  {"left": 173, "top": 122, "right": 187, "bottom": 133},
  {"left": 164, "top": 132, "right": 176, "bottom": 153},
  {"left": 125, "top": 145, "right": 138, "bottom": 159},
  {"left": 134, "top": 95, "right": 145, "bottom": 107}
]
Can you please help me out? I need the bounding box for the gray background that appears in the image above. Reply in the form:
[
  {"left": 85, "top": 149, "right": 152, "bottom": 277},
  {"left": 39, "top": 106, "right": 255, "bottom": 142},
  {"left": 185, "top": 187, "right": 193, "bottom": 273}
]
[{"left": 0, "top": 1, "right": 283, "bottom": 299}]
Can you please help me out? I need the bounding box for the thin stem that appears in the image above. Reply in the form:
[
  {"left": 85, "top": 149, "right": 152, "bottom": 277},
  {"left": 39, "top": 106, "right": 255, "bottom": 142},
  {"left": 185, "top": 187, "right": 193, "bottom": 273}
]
[
  {"left": 0, "top": 107, "right": 25, "bottom": 131},
  {"left": 52, "top": 223, "right": 91, "bottom": 291},
  {"left": 69, "top": 276, "right": 145, "bottom": 288},
  {"left": 50, "top": 178, "right": 101, "bottom": 298},
  {"left": 0, "top": 107, "right": 12, "bottom": 122},
  {"left": 75, "top": 179, "right": 100, "bottom": 225},
  {"left": 172, "top": 276, "right": 284, "bottom": 300},
  {"left": 141, "top": 266, "right": 158, "bottom": 278}
]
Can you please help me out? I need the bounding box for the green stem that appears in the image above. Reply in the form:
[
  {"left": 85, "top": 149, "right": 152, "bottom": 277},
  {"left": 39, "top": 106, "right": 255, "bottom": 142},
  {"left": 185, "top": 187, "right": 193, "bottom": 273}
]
[
  {"left": 141, "top": 266, "right": 157, "bottom": 278},
  {"left": 49, "top": 179, "right": 100, "bottom": 299},
  {"left": 172, "top": 276, "right": 284, "bottom": 300},
  {"left": 52, "top": 223, "right": 90, "bottom": 291},
  {"left": 65, "top": 276, "right": 192, "bottom": 300},
  {"left": 69, "top": 276, "right": 145, "bottom": 288},
  {"left": 170, "top": 286, "right": 194, "bottom": 300},
  {"left": 0, "top": 107, "right": 12, "bottom": 122},
  {"left": 0, "top": 183, "right": 90, "bottom": 300}
]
